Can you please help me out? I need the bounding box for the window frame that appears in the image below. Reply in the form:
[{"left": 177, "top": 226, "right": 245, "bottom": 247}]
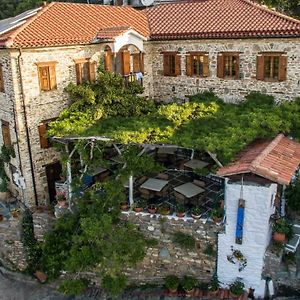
[
  {"left": 36, "top": 61, "right": 57, "bottom": 92},
  {"left": 74, "top": 58, "right": 96, "bottom": 85},
  {"left": 217, "top": 52, "right": 240, "bottom": 80},
  {"left": 162, "top": 52, "right": 181, "bottom": 77},
  {"left": 0, "top": 64, "right": 5, "bottom": 93},
  {"left": 38, "top": 118, "right": 56, "bottom": 149},
  {"left": 186, "top": 52, "right": 209, "bottom": 77},
  {"left": 257, "top": 52, "right": 287, "bottom": 82}
]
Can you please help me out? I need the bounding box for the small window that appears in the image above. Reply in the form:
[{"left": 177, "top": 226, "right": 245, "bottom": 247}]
[
  {"left": 37, "top": 62, "right": 57, "bottom": 91},
  {"left": 257, "top": 53, "right": 287, "bottom": 82},
  {"left": 1, "top": 120, "right": 11, "bottom": 147},
  {"left": 38, "top": 119, "right": 56, "bottom": 149},
  {"left": 217, "top": 53, "right": 240, "bottom": 79},
  {"left": 0, "top": 64, "right": 4, "bottom": 92},
  {"left": 75, "top": 59, "right": 96, "bottom": 84},
  {"left": 163, "top": 52, "right": 181, "bottom": 77},
  {"left": 186, "top": 53, "right": 209, "bottom": 77}
]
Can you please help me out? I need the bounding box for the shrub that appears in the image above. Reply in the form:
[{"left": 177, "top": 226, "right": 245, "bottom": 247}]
[
  {"left": 172, "top": 232, "right": 196, "bottom": 250},
  {"left": 208, "top": 275, "right": 219, "bottom": 292},
  {"left": 273, "top": 218, "right": 293, "bottom": 236},
  {"left": 165, "top": 275, "right": 179, "bottom": 291},
  {"left": 58, "top": 278, "right": 88, "bottom": 295},
  {"left": 285, "top": 177, "right": 300, "bottom": 212},
  {"left": 229, "top": 280, "right": 244, "bottom": 296},
  {"left": 182, "top": 276, "right": 197, "bottom": 292},
  {"left": 101, "top": 274, "right": 127, "bottom": 296}
]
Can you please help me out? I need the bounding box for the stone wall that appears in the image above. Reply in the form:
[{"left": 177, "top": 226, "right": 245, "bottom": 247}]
[
  {"left": 0, "top": 217, "right": 26, "bottom": 271},
  {"left": 144, "top": 38, "right": 300, "bottom": 103},
  {"left": 120, "top": 212, "right": 220, "bottom": 284}
]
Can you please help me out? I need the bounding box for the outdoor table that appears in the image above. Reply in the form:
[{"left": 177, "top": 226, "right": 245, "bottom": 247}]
[
  {"left": 140, "top": 178, "right": 169, "bottom": 192},
  {"left": 184, "top": 159, "right": 209, "bottom": 170},
  {"left": 174, "top": 182, "right": 205, "bottom": 198}
]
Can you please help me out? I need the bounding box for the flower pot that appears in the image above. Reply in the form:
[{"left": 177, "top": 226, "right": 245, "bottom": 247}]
[
  {"left": 229, "top": 291, "right": 241, "bottom": 299},
  {"left": 120, "top": 203, "right": 129, "bottom": 211},
  {"left": 160, "top": 209, "right": 170, "bottom": 215},
  {"left": 191, "top": 213, "right": 201, "bottom": 220},
  {"left": 273, "top": 232, "right": 286, "bottom": 243},
  {"left": 176, "top": 212, "right": 185, "bottom": 218},
  {"left": 148, "top": 206, "right": 157, "bottom": 214},
  {"left": 58, "top": 200, "right": 67, "bottom": 208},
  {"left": 185, "top": 288, "right": 195, "bottom": 298},
  {"left": 213, "top": 216, "right": 222, "bottom": 224},
  {"left": 134, "top": 207, "right": 143, "bottom": 213},
  {"left": 208, "top": 288, "right": 219, "bottom": 297}
]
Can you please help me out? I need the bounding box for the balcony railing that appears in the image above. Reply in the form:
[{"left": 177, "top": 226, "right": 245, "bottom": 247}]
[{"left": 123, "top": 72, "right": 143, "bottom": 87}]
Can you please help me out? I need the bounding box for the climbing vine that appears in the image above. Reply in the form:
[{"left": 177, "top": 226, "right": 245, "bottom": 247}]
[{"left": 0, "top": 145, "right": 15, "bottom": 192}]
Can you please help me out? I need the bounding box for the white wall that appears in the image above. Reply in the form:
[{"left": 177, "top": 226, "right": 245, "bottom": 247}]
[{"left": 217, "top": 178, "right": 277, "bottom": 297}]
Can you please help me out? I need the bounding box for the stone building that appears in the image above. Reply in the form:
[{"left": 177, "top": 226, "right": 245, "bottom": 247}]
[{"left": 0, "top": 0, "right": 299, "bottom": 207}]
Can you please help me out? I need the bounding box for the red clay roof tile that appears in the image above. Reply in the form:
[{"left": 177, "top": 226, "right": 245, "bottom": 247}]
[
  {"left": 146, "top": 0, "right": 300, "bottom": 40},
  {"left": 217, "top": 134, "right": 300, "bottom": 185}
]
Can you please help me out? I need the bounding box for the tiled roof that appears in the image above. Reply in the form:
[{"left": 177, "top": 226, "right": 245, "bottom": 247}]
[
  {"left": 217, "top": 134, "right": 300, "bottom": 185},
  {"left": 96, "top": 26, "right": 131, "bottom": 40},
  {"left": 146, "top": 0, "right": 300, "bottom": 40},
  {"left": 0, "top": 2, "right": 149, "bottom": 48}
]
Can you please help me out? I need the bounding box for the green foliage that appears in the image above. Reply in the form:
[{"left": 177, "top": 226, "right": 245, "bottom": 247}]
[
  {"left": 285, "top": 176, "right": 300, "bottom": 212},
  {"left": 259, "top": 0, "right": 300, "bottom": 18},
  {"left": 208, "top": 275, "right": 219, "bottom": 292},
  {"left": 21, "top": 208, "right": 42, "bottom": 273},
  {"left": 229, "top": 280, "right": 245, "bottom": 296},
  {"left": 210, "top": 207, "right": 224, "bottom": 219},
  {"left": 182, "top": 276, "right": 197, "bottom": 292},
  {"left": 273, "top": 218, "right": 293, "bottom": 236},
  {"left": 58, "top": 278, "right": 88, "bottom": 295},
  {"left": 172, "top": 231, "right": 196, "bottom": 250},
  {"left": 41, "top": 180, "right": 148, "bottom": 296},
  {"left": 0, "top": 145, "right": 15, "bottom": 192},
  {"left": 165, "top": 275, "right": 179, "bottom": 291}
]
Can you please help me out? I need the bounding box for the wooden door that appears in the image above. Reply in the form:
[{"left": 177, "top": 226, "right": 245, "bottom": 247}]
[{"left": 45, "top": 162, "right": 62, "bottom": 204}]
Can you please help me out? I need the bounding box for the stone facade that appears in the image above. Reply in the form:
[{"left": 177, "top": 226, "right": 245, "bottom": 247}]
[
  {"left": 0, "top": 37, "right": 300, "bottom": 207},
  {"left": 121, "top": 212, "right": 219, "bottom": 284},
  {"left": 144, "top": 38, "right": 300, "bottom": 102}
]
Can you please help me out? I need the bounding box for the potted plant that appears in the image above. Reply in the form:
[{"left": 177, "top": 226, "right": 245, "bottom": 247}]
[
  {"left": 182, "top": 276, "right": 197, "bottom": 297},
  {"left": 165, "top": 275, "right": 179, "bottom": 293},
  {"left": 56, "top": 192, "right": 67, "bottom": 208},
  {"left": 120, "top": 201, "right": 129, "bottom": 211},
  {"left": 210, "top": 207, "right": 223, "bottom": 224},
  {"left": 208, "top": 275, "right": 219, "bottom": 296},
  {"left": 148, "top": 204, "right": 157, "bottom": 214},
  {"left": 273, "top": 218, "right": 292, "bottom": 243},
  {"left": 176, "top": 204, "right": 185, "bottom": 218},
  {"left": 159, "top": 203, "right": 171, "bottom": 215},
  {"left": 229, "top": 280, "right": 244, "bottom": 297},
  {"left": 132, "top": 199, "right": 146, "bottom": 213},
  {"left": 191, "top": 206, "right": 202, "bottom": 219}
]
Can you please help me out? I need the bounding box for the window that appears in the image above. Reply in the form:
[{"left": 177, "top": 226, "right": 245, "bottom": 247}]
[
  {"left": 186, "top": 53, "right": 209, "bottom": 77},
  {"left": 0, "top": 64, "right": 4, "bottom": 92},
  {"left": 1, "top": 120, "right": 11, "bottom": 147},
  {"left": 217, "top": 53, "right": 240, "bottom": 79},
  {"left": 132, "top": 52, "right": 145, "bottom": 74},
  {"left": 38, "top": 119, "right": 56, "bottom": 149},
  {"left": 37, "top": 62, "right": 57, "bottom": 91},
  {"left": 163, "top": 52, "right": 181, "bottom": 77},
  {"left": 75, "top": 59, "right": 96, "bottom": 84},
  {"left": 257, "top": 53, "right": 287, "bottom": 81},
  {"left": 104, "top": 48, "right": 113, "bottom": 72}
]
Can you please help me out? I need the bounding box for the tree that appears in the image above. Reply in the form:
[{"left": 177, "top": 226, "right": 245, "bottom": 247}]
[{"left": 259, "top": 0, "right": 300, "bottom": 18}]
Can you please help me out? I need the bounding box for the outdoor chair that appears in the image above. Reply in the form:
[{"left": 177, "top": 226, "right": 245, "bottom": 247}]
[
  {"left": 175, "top": 191, "right": 187, "bottom": 204},
  {"left": 193, "top": 179, "right": 206, "bottom": 188},
  {"left": 155, "top": 184, "right": 170, "bottom": 198}
]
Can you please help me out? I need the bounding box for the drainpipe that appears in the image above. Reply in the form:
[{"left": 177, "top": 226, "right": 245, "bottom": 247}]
[{"left": 17, "top": 49, "right": 38, "bottom": 206}]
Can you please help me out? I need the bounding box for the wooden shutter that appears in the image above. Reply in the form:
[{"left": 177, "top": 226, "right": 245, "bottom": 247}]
[
  {"left": 0, "top": 65, "right": 4, "bottom": 92},
  {"left": 38, "top": 123, "right": 49, "bottom": 149},
  {"left": 140, "top": 53, "right": 144, "bottom": 74},
  {"left": 186, "top": 54, "right": 192, "bottom": 76},
  {"left": 49, "top": 65, "right": 57, "bottom": 90},
  {"left": 105, "top": 51, "right": 112, "bottom": 72},
  {"left": 235, "top": 55, "right": 240, "bottom": 80},
  {"left": 163, "top": 54, "right": 169, "bottom": 76},
  {"left": 75, "top": 63, "right": 82, "bottom": 85},
  {"left": 39, "top": 67, "right": 50, "bottom": 91},
  {"left": 89, "top": 61, "right": 96, "bottom": 82},
  {"left": 203, "top": 54, "right": 209, "bottom": 77},
  {"left": 256, "top": 55, "right": 264, "bottom": 81},
  {"left": 175, "top": 54, "right": 181, "bottom": 76},
  {"left": 1, "top": 121, "right": 11, "bottom": 147},
  {"left": 133, "top": 53, "right": 140, "bottom": 73},
  {"left": 122, "top": 51, "right": 130, "bottom": 75},
  {"left": 278, "top": 55, "right": 287, "bottom": 81},
  {"left": 217, "top": 54, "right": 224, "bottom": 78}
]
